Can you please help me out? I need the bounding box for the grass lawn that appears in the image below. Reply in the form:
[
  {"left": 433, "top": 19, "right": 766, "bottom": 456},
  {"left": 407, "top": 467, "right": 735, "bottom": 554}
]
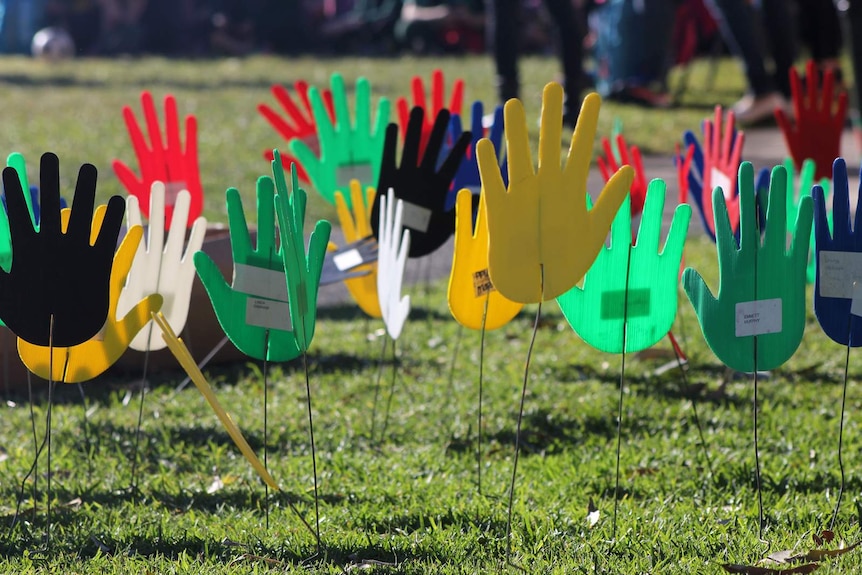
[
  {"left": 0, "top": 54, "right": 860, "bottom": 573},
  {"left": 0, "top": 53, "right": 748, "bottom": 226}
]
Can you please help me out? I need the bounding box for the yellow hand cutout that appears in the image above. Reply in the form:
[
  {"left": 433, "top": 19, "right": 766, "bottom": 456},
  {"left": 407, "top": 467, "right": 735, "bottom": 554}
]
[
  {"left": 335, "top": 180, "right": 381, "bottom": 318},
  {"left": 448, "top": 188, "right": 523, "bottom": 330},
  {"left": 18, "top": 211, "right": 163, "bottom": 382},
  {"left": 476, "top": 84, "right": 633, "bottom": 303}
]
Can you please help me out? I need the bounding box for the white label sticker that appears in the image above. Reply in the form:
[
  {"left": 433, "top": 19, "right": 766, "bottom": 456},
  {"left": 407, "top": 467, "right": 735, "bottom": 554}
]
[
  {"left": 819, "top": 251, "right": 862, "bottom": 298},
  {"left": 165, "top": 181, "right": 187, "bottom": 206},
  {"left": 233, "top": 263, "right": 288, "bottom": 302},
  {"left": 852, "top": 284, "right": 862, "bottom": 317},
  {"left": 336, "top": 163, "right": 373, "bottom": 187},
  {"left": 246, "top": 297, "right": 292, "bottom": 331},
  {"left": 735, "top": 298, "right": 782, "bottom": 337},
  {"left": 710, "top": 168, "right": 733, "bottom": 200},
  {"left": 401, "top": 201, "right": 433, "bottom": 233},
  {"left": 333, "top": 248, "right": 363, "bottom": 271}
]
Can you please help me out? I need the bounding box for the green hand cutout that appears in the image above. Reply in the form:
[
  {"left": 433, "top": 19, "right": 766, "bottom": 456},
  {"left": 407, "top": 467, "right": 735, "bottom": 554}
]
[
  {"left": 193, "top": 176, "right": 301, "bottom": 362},
  {"left": 0, "top": 153, "right": 36, "bottom": 272},
  {"left": 683, "top": 162, "right": 812, "bottom": 372},
  {"left": 289, "top": 73, "right": 391, "bottom": 208},
  {"left": 783, "top": 158, "right": 830, "bottom": 284},
  {"left": 556, "top": 180, "right": 691, "bottom": 353},
  {"left": 272, "top": 150, "right": 331, "bottom": 353}
]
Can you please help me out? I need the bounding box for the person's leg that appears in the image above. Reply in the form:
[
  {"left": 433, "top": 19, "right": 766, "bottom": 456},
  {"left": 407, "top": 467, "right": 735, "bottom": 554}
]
[
  {"left": 485, "top": 0, "right": 520, "bottom": 103},
  {"left": 542, "top": 0, "right": 583, "bottom": 121},
  {"left": 702, "top": 0, "right": 775, "bottom": 96},
  {"left": 798, "top": 0, "right": 842, "bottom": 63},
  {"left": 702, "top": 0, "right": 787, "bottom": 122},
  {"left": 761, "top": 0, "right": 796, "bottom": 99}
]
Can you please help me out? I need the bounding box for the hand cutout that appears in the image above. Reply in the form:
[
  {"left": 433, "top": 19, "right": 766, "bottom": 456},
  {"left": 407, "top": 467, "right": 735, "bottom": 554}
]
[
  {"left": 557, "top": 181, "right": 691, "bottom": 353},
  {"left": 320, "top": 236, "right": 376, "bottom": 287},
  {"left": 0, "top": 152, "right": 37, "bottom": 273},
  {"left": 370, "top": 106, "right": 471, "bottom": 258},
  {"left": 19, "top": 216, "right": 163, "bottom": 382},
  {"left": 118, "top": 182, "right": 207, "bottom": 352},
  {"left": 445, "top": 100, "right": 507, "bottom": 211},
  {"left": 448, "top": 188, "right": 523, "bottom": 330},
  {"left": 675, "top": 141, "right": 695, "bottom": 208},
  {"left": 113, "top": 91, "right": 203, "bottom": 229},
  {"left": 334, "top": 180, "right": 381, "bottom": 317},
  {"left": 288, "top": 73, "right": 391, "bottom": 208},
  {"left": 701, "top": 106, "right": 744, "bottom": 239},
  {"left": 396, "top": 69, "right": 464, "bottom": 159},
  {"left": 272, "top": 150, "right": 331, "bottom": 353},
  {"left": 477, "top": 84, "right": 633, "bottom": 303},
  {"left": 377, "top": 188, "right": 411, "bottom": 340},
  {"left": 193, "top": 176, "right": 301, "bottom": 362},
  {"left": 755, "top": 157, "right": 830, "bottom": 284},
  {"left": 683, "top": 162, "right": 812, "bottom": 372},
  {"left": 0, "top": 153, "right": 125, "bottom": 347},
  {"left": 597, "top": 134, "right": 647, "bottom": 216},
  {"left": 813, "top": 158, "right": 862, "bottom": 346},
  {"left": 257, "top": 80, "right": 335, "bottom": 184},
  {"left": 775, "top": 60, "right": 847, "bottom": 181}
]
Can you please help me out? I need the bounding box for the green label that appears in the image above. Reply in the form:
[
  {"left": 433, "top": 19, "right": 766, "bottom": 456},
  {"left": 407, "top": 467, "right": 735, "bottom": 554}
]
[{"left": 600, "top": 288, "right": 651, "bottom": 320}]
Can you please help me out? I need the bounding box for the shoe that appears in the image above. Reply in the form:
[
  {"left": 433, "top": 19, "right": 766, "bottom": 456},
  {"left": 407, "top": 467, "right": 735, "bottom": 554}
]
[
  {"left": 732, "top": 92, "right": 788, "bottom": 125},
  {"left": 607, "top": 85, "right": 672, "bottom": 109}
]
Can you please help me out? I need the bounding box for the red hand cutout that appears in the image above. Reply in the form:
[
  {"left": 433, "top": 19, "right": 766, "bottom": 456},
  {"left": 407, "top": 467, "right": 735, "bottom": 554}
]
[
  {"left": 257, "top": 80, "right": 335, "bottom": 184},
  {"left": 775, "top": 59, "right": 848, "bottom": 181},
  {"left": 396, "top": 69, "right": 465, "bottom": 159},
  {"left": 701, "top": 106, "right": 744, "bottom": 237},
  {"left": 112, "top": 91, "right": 202, "bottom": 229},
  {"left": 597, "top": 134, "right": 647, "bottom": 216}
]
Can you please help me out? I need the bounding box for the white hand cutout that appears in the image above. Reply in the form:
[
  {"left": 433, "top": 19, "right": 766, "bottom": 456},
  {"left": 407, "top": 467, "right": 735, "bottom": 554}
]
[
  {"left": 377, "top": 187, "right": 411, "bottom": 340},
  {"left": 118, "top": 182, "right": 207, "bottom": 351}
]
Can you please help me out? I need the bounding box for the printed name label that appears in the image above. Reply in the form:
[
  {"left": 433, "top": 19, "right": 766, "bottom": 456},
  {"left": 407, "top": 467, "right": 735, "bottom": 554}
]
[
  {"left": 735, "top": 298, "right": 782, "bottom": 337},
  {"left": 246, "top": 297, "right": 292, "bottom": 331},
  {"left": 852, "top": 283, "right": 862, "bottom": 317},
  {"left": 336, "top": 163, "right": 373, "bottom": 187},
  {"left": 333, "top": 248, "right": 363, "bottom": 271},
  {"left": 233, "top": 263, "right": 289, "bottom": 302},
  {"left": 401, "top": 201, "right": 433, "bottom": 233},
  {"left": 600, "top": 289, "right": 651, "bottom": 320},
  {"left": 819, "top": 251, "right": 862, "bottom": 298},
  {"left": 473, "top": 269, "right": 495, "bottom": 297},
  {"left": 710, "top": 168, "right": 733, "bottom": 200}
]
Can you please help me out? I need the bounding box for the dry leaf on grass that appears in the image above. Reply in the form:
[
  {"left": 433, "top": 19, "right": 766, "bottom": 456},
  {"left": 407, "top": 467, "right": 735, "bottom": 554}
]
[{"left": 721, "top": 562, "right": 819, "bottom": 574}]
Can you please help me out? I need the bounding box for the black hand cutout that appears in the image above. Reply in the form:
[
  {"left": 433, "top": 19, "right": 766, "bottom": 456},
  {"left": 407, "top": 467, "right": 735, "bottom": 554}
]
[
  {"left": 0, "top": 152, "right": 125, "bottom": 346},
  {"left": 370, "top": 106, "right": 470, "bottom": 258}
]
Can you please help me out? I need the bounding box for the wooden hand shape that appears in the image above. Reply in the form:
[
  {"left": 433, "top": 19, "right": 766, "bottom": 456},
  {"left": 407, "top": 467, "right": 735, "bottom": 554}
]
[
  {"left": 476, "top": 84, "right": 633, "bottom": 303},
  {"left": 118, "top": 182, "right": 207, "bottom": 352},
  {"left": 0, "top": 153, "right": 125, "bottom": 347},
  {"left": 258, "top": 79, "right": 335, "bottom": 184},
  {"left": 19, "top": 214, "right": 163, "bottom": 382},
  {"left": 370, "top": 106, "right": 470, "bottom": 258},
  {"left": 448, "top": 188, "right": 522, "bottom": 330},
  {"left": 288, "top": 73, "right": 391, "bottom": 208},
  {"left": 112, "top": 91, "right": 203, "bottom": 228},
  {"left": 335, "top": 180, "right": 381, "bottom": 318},
  {"left": 683, "top": 162, "right": 812, "bottom": 372}
]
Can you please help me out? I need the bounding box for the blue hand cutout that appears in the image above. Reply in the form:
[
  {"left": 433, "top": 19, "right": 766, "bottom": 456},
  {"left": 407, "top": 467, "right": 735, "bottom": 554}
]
[
  {"left": 813, "top": 158, "right": 862, "bottom": 346},
  {"left": 444, "top": 101, "right": 507, "bottom": 211}
]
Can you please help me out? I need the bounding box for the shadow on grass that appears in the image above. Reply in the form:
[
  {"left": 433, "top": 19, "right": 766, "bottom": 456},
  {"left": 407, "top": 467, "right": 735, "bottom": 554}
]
[{"left": 0, "top": 510, "right": 476, "bottom": 572}]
